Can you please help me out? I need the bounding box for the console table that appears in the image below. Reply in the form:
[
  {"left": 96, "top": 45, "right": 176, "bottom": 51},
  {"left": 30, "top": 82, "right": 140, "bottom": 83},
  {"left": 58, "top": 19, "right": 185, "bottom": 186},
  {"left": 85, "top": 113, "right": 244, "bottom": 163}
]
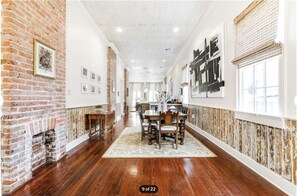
[{"left": 86, "top": 110, "right": 115, "bottom": 139}]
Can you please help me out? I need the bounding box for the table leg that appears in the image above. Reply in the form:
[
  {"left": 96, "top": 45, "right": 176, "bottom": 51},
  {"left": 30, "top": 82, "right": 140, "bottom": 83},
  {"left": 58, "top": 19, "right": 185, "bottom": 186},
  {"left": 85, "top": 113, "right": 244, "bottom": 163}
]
[
  {"left": 101, "top": 119, "right": 105, "bottom": 138},
  {"left": 148, "top": 121, "right": 152, "bottom": 145},
  {"left": 89, "top": 117, "right": 92, "bottom": 139},
  {"left": 180, "top": 120, "right": 185, "bottom": 145}
]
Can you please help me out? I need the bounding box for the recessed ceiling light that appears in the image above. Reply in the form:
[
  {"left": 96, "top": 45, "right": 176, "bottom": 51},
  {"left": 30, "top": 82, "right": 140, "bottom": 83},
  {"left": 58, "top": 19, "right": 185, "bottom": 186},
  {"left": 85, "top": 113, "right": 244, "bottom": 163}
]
[
  {"left": 162, "top": 59, "right": 166, "bottom": 63},
  {"left": 131, "top": 59, "right": 135, "bottom": 63},
  {"left": 116, "top": 27, "right": 123, "bottom": 33},
  {"left": 173, "top": 27, "right": 179, "bottom": 33}
]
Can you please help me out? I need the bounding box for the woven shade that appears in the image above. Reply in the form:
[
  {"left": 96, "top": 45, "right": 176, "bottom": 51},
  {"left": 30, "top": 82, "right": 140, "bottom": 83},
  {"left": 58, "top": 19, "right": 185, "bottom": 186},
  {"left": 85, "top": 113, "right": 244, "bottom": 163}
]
[{"left": 232, "top": 0, "right": 282, "bottom": 67}]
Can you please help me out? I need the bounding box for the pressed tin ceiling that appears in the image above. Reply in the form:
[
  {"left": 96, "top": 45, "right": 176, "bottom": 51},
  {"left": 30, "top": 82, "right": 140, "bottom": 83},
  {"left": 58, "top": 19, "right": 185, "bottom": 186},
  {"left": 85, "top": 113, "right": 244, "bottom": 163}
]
[{"left": 81, "top": 1, "right": 212, "bottom": 76}]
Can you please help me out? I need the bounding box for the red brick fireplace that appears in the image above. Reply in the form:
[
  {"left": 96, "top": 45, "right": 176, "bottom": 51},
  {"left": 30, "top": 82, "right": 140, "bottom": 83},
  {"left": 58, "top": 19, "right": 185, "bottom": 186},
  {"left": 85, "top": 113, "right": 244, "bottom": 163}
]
[
  {"left": 30, "top": 118, "right": 58, "bottom": 170},
  {"left": 1, "top": 0, "right": 67, "bottom": 194}
]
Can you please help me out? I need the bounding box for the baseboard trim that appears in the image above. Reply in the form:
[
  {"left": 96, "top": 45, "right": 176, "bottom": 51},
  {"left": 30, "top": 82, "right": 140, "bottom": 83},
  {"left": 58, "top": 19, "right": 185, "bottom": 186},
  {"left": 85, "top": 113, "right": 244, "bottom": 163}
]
[
  {"left": 66, "top": 133, "right": 89, "bottom": 152},
  {"left": 186, "top": 122, "right": 296, "bottom": 196}
]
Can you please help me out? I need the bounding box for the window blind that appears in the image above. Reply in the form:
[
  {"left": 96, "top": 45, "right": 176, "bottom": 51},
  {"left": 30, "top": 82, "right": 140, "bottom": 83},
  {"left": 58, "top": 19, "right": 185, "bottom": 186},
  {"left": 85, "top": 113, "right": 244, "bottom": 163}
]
[{"left": 232, "top": 0, "right": 282, "bottom": 67}]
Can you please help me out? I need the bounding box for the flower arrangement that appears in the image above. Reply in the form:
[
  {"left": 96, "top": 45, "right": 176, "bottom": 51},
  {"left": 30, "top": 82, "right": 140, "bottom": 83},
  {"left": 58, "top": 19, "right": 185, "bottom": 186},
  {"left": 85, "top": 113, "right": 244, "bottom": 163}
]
[{"left": 156, "top": 90, "right": 171, "bottom": 103}]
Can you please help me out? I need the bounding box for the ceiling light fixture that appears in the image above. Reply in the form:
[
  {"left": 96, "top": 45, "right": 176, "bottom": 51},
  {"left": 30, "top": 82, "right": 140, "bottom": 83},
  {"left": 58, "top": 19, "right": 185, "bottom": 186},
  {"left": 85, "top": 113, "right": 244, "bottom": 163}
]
[
  {"left": 162, "top": 59, "right": 166, "bottom": 63},
  {"left": 116, "top": 27, "right": 123, "bottom": 33},
  {"left": 173, "top": 26, "right": 179, "bottom": 33},
  {"left": 131, "top": 59, "right": 135, "bottom": 63}
]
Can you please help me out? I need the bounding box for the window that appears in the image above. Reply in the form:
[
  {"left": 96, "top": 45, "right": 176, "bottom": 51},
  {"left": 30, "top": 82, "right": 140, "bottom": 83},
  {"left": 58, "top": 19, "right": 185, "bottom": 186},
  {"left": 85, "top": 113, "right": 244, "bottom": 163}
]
[{"left": 239, "top": 56, "right": 279, "bottom": 115}]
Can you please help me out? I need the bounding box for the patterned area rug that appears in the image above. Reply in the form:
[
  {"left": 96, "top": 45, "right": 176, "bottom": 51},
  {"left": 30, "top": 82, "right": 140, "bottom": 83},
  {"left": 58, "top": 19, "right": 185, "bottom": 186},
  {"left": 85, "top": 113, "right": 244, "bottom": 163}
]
[{"left": 103, "top": 126, "right": 216, "bottom": 158}]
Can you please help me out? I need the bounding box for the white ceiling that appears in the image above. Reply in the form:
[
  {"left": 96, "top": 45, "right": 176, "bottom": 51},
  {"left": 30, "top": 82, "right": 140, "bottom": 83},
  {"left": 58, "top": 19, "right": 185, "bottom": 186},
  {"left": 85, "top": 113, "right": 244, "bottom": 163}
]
[{"left": 82, "top": 1, "right": 211, "bottom": 77}]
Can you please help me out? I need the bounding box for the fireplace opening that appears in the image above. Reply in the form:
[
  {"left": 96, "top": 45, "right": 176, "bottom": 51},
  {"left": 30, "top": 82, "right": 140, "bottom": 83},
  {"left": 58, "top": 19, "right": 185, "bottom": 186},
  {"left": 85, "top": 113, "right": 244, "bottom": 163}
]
[{"left": 31, "top": 129, "right": 56, "bottom": 170}]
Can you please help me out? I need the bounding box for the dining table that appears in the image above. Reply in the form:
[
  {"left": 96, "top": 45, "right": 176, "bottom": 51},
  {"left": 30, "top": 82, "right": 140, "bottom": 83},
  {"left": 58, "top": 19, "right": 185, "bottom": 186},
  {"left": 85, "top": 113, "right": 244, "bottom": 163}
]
[{"left": 143, "top": 110, "right": 187, "bottom": 145}]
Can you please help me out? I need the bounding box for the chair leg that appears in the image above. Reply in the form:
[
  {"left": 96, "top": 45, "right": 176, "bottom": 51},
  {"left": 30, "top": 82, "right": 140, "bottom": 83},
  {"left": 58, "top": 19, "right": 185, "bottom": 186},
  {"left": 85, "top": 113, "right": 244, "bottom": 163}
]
[
  {"left": 158, "top": 131, "right": 161, "bottom": 149},
  {"left": 175, "top": 132, "right": 178, "bottom": 149}
]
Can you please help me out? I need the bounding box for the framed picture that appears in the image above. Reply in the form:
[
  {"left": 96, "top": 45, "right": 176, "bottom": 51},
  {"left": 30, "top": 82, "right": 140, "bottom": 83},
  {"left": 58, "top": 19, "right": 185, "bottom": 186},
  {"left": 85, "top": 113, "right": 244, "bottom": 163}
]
[
  {"left": 81, "top": 67, "right": 88, "bottom": 78},
  {"left": 90, "top": 85, "right": 95, "bottom": 94},
  {"left": 97, "top": 75, "right": 101, "bottom": 83},
  {"left": 90, "top": 72, "right": 96, "bottom": 81},
  {"left": 97, "top": 87, "right": 101, "bottom": 94},
  {"left": 33, "top": 39, "right": 56, "bottom": 78},
  {"left": 81, "top": 83, "right": 88, "bottom": 94}
]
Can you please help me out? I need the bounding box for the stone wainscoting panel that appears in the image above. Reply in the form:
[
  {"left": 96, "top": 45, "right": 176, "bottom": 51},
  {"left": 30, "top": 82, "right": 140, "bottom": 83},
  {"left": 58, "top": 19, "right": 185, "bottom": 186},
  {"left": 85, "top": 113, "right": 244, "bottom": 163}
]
[
  {"left": 66, "top": 105, "right": 107, "bottom": 143},
  {"left": 185, "top": 104, "right": 297, "bottom": 185}
]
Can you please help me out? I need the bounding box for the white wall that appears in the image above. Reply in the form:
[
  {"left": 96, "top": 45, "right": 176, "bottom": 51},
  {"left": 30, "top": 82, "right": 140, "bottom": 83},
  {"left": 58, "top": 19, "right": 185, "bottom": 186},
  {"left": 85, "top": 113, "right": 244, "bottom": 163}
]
[
  {"left": 116, "top": 56, "right": 125, "bottom": 118},
  {"left": 283, "top": 0, "right": 297, "bottom": 119},
  {"left": 129, "top": 73, "right": 163, "bottom": 83},
  {"left": 166, "top": 0, "right": 297, "bottom": 119},
  {"left": 66, "top": 1, "right": 108, "bottom": 108},
  {"left": 166, "top": 1, "right": 250, "bottom": 110},
  {"left": 116, "top": 57, "right": 125, "bottom": 104}
]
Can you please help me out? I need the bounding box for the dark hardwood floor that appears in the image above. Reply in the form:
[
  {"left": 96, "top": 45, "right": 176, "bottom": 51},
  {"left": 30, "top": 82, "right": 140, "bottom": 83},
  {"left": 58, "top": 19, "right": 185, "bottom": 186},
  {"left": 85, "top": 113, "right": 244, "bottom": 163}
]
[{"left": 13, "top": 112, "right": 286, "bottom": 196}]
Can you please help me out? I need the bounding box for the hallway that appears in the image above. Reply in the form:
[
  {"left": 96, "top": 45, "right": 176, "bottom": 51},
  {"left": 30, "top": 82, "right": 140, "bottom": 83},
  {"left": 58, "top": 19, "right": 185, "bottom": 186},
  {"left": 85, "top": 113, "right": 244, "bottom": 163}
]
[{"left": 12, "top": 112, "right": 285, "bottom": 196}]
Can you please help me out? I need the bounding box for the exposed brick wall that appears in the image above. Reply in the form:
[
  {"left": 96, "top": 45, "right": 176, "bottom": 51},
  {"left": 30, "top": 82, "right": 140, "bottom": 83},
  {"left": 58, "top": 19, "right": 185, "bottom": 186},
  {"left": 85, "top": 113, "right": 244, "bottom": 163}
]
[
  {"left": 1, "top": 0, "right": 66, "bottom": 193},
  {"left": 107, "top": 47, "right": 116, "bottom": 112}
]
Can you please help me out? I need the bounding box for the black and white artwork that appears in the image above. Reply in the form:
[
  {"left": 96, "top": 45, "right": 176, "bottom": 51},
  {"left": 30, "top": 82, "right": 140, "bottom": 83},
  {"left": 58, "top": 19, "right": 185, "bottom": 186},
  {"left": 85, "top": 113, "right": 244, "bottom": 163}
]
[
  {"left": 90, "top": 72, "right": 96, "bottom": 81},
  {"left": 81, "top": 67, "right": 88, "bottom": 78},
  {"left": 189, "top": 25, "right": 225, "bottom": 98},
  {"left": 81, "top": 83, "right": 88, "bottom": 94}
]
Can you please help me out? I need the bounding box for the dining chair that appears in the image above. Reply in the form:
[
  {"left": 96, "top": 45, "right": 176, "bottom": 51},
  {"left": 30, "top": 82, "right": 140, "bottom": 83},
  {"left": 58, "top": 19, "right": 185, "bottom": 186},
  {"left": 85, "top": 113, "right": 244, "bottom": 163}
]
[
  {"left": 157, "top": 110, "right": 179, "bottom": 149},
  {"left": 139, "top": 111, "right": 157, "bottom": 141}
]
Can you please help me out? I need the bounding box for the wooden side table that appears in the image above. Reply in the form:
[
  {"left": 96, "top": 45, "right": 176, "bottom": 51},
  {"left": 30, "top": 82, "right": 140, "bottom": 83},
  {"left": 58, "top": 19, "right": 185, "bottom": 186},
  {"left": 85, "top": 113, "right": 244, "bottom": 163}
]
[{"left": 86, "top": 110, "right": 115, "bottom": 139}]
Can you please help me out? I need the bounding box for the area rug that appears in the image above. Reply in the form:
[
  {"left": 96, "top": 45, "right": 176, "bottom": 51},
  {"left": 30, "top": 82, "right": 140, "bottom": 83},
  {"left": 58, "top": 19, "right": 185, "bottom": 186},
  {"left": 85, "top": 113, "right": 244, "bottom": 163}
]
[{"left": 102, "top": 126, "right": 216, "bottom": 158}]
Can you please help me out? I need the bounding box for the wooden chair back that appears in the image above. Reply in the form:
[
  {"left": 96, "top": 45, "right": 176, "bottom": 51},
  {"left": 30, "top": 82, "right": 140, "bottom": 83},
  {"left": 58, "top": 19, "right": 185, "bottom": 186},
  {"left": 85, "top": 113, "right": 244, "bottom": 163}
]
[{"left": 159, "top": 110, "right": 178, "bottom": 127}]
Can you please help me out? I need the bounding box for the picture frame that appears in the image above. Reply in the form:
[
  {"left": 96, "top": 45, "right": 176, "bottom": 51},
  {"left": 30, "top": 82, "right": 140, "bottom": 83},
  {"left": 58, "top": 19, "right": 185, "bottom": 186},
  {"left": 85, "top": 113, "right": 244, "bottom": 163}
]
[
  {"left": 81, "top": 83, "right": 88, "bottom": 94},
  {"left": 97, "top": 86, "right": 101, "bottom": 94},
  {"left": 81, "top": 67, "right": 88, "bottom": 78},
  {"left": 97, "top": 75, "right": 101, "bottom": 83},
  {"left": 33, "top": 39, "right": 56, "bottom": 79},
  {"left": 90, "top": 72, "right": 96, "bottom": 81},
  {"left": 90, "top": 85, "right": 95, "bottom": 94}
]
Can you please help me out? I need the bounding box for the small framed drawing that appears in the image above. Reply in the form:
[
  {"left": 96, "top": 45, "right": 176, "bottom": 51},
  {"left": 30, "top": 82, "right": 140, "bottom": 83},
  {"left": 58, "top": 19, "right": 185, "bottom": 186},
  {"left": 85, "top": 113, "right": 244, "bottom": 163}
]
[
  {"left": 90, "top": 72, "right": 96, "bottom": 81},
  {"left": 33, "top": 39, "right": 56, "bottom": 79},
  {"left": 97, "top": 75, "right": 101, "bottom": 83},
  {"left": 97, "top": 87, "right": 101, "bottom": 94},
  {"left": 81, "top": 67, "right": 88, "bottom": 78},
  {"left": 81, "top": 83, "right": 88, "bottom": 93},
  {"left": 90, "top": 85, "right": 95, "bottom": 94}
]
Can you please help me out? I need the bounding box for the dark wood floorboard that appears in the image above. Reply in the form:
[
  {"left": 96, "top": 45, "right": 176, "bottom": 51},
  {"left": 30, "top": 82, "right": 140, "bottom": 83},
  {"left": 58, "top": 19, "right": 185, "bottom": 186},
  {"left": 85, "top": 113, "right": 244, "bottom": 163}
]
[{"left": 12, "top": 112, "right": 287, "bottom": 196}]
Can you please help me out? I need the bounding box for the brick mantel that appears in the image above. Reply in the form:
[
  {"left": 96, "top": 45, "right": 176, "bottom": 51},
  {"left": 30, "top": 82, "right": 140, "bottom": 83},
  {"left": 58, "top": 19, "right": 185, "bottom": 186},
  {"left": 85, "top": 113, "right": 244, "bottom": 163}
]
[{"left": 28, "top": 117, "right": 57, "bottom": 137}]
